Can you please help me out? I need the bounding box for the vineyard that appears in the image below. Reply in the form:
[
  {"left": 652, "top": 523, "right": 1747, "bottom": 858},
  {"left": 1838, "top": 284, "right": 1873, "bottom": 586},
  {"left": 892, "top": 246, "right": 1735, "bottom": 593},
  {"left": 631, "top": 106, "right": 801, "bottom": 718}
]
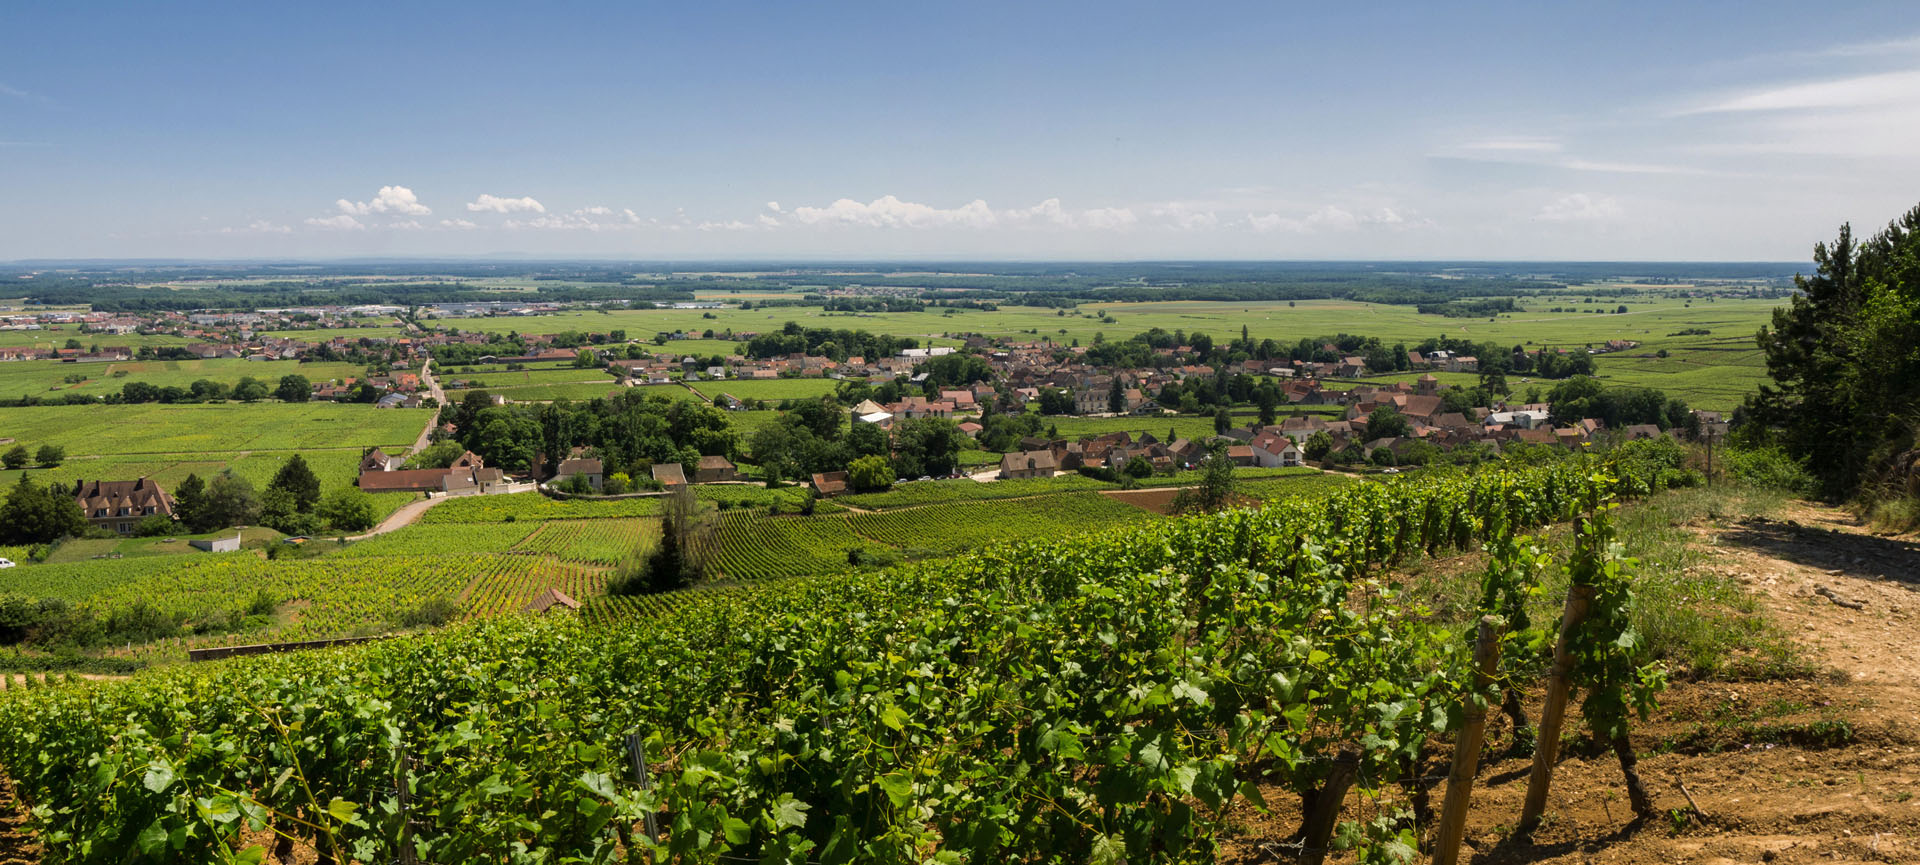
[
  {"left": 419, "top": 492, "right": 663, "bottom": 524},
  {"left": 0, "top": 446, "right": 1702, "bottom": 863},
  {"left": 835, "top": 474, "right": 1113, "bottom": 509},
  {"left": 512, "top": 519, "right": 660, "bottom": 566},
  {"left": 843, "top": 492, "right": 1152, "bottom": 554},
  {"left": 699, "top": 510, "right": 869, "bottom": 580}
]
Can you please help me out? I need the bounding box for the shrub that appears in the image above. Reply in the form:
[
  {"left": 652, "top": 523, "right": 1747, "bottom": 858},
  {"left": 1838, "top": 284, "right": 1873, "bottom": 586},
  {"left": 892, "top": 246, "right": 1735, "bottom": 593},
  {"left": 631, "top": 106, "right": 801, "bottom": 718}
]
[
  {"left": 1722, "top": 446, "right": 1814, "bottom": 493},
  {"left": 133, "top": 515, "right": 176, "bottom": 537},
  {"left": 397, "top": 597, "right": 460, "bottom": 628}
]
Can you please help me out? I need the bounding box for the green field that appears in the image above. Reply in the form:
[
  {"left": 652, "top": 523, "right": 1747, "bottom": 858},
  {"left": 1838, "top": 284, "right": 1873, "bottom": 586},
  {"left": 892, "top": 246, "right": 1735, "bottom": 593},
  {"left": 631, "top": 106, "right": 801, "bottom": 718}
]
[
  {"left": 255, "top": 325, "right": 414, "bottom": 342},
  {"left": 0, "top": 403, "right": 431, "bottom": 526},
  {"left": 692, "top": 377, "right": 840, "bottom": 402},
  {"left": 445, "top": 381, "right": 630, "bottom": 402},
  {"left": 430, "top": 295, "right": 1781, "bottom": 410},
  {"left": 0, "top": 329, "right": 193, "bottom": 350},
  {"left": 438, "top": 366, "right": 614, "bottom": 388},
  {"left": 0, "top": 358, "right": 368, "bottom": 400},
  {"left": 0, "top": 403, "right": 428, "bottom": 456}
]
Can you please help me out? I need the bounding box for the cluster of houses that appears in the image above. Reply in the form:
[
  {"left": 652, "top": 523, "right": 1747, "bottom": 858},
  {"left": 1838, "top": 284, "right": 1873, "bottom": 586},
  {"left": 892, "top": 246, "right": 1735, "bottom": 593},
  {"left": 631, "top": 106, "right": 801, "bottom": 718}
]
[
  {"left": 356, "top": 448, "right": 512, "bottom": 495},
  {"left": 543, "top": 448, "right": 741, "bottom": 493},
  {"left": 994, "top": 428, "right": 1304, "bottom": 482}
]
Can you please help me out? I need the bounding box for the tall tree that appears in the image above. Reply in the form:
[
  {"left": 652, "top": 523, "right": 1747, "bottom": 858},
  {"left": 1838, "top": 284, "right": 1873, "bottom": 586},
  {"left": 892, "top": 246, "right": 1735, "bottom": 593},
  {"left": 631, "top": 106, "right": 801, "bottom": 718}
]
[
  {"left": 0, "top": 474, "right": 86, "bottom": 544},
  {"left": 1748, "top": 207, "right": 1920, "bottom": 498},
  {"left": 201, "top": 472, "right": 262, "bottom": 530},
  {"left": 268, "top": 454, "right": 322, "bottom": 513},
  {"left": 1107, "top": 376, "right": 1125, "bottom": 413},
  {"left": 275, "top": 374, "right": 311, "bottom": 403},
  {"left": 174, "top": 473, "right": 209, "bottom": 532}
]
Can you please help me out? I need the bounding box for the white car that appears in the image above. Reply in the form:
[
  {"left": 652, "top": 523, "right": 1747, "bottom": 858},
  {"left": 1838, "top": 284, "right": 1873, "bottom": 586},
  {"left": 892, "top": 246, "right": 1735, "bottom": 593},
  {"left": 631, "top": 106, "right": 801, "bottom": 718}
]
[{"left": 0, "top": 558, "right": 15, "bottom": 568}]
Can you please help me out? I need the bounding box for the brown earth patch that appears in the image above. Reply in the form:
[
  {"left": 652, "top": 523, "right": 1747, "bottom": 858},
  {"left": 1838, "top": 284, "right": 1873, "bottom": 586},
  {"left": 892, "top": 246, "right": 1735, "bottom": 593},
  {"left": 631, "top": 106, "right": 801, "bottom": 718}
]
[{"left": 1218, "top": 501, "right": 1920, "bottom": 864}]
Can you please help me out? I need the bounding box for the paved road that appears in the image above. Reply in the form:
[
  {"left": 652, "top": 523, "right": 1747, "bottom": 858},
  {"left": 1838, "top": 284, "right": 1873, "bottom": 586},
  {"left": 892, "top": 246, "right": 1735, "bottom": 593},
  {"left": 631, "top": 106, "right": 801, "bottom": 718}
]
[{"left": 406, "top": 358, "right": 445, "bottom": 455}]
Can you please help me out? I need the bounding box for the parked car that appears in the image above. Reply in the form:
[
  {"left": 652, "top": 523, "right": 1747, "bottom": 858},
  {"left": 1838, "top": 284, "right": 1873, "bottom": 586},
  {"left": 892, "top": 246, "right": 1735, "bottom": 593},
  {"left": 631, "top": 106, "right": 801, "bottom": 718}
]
[{"left": 0, "top": 558, "right": 15, "bottom": 568}]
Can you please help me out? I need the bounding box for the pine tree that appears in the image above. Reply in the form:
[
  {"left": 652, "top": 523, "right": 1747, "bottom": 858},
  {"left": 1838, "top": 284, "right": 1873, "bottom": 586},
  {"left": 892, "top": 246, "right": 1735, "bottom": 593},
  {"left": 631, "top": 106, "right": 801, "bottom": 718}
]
[
  {"left": 174, "top": 473, "right": 208, "bottom": 533},
  {"left": 268, "top": 454, "right": 322, "bottom": 513}
]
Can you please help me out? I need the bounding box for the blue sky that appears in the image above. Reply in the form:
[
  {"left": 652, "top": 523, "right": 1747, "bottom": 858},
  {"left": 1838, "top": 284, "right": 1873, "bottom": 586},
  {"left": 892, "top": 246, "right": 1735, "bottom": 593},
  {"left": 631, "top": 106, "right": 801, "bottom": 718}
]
[{"left": 3, "top": 1, "right": 1917, "bottom": 260}]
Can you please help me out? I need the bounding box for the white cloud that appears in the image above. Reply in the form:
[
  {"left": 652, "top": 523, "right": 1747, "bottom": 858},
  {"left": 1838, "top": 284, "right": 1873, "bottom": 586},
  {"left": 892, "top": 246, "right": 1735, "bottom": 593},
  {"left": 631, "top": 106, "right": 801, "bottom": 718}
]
[
  {"left": 1082, "top": 207, "right": 1139, "bottom": 230},
  {"left": 0, "top": 83, "right": 34, "bottom": 100},
  {"left": 210, "top": 220, "right": 291, "bottom": 235},
  {"left": 440, "top": 218, "right": 478, "bottom": 229},
  {"left": 575, "top": 205, "right": 613, "bottom": 217},
  {"left": 1246, "top": 205, "right": 1412, "bottom": 233},
  {"left": 1678, "top": 68, "right": 1920, "bottom": 115},
  {"left": 1460, "top": 137, "right": 1563, "bottom": 153},
  {"left": 697, "top": 220, "right": 755, "bottom": 231},
  {"left": 336, "top": 185, "right": 431, "bottom": 216},
  {"left": 304, "top": 214, "right": 364, "bottom": 230},
  {"left": 390, "top": 219, "right": 424, "bottom": 230},
  {"left": 1534, "top": 193, "right": 1622, "bottom": 223},
  {"left": 467, "top": 193, "right": 547, "bottom": 214},
  {"left": 778, "top": 195, "right": 1139, "bottom": 231},
  {"left": 792, "top": 195, "right": 999, "bottom": 229},
  {"left": 1150, "top": 203, "right": 1217, "bottom": 230}
]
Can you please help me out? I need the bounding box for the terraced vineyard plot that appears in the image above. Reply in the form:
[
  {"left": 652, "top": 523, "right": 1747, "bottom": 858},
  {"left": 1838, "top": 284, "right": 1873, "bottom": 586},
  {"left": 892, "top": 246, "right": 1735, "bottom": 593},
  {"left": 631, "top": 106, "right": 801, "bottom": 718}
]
[
  {"left": 0, "top": 404, "right": 428, "bottom": 455},
  {"left": 838, "top": 475, "right": 1113, "bottom": 509},
  {"left": 1239, "top": 472, "right": 1361, "bottom": 502},
  {"left": 511, "top": 518, "right": 658, "bottom": 565},
  {"left": 847, "top": 493, "right": 1155, "bottom": 554},
  {"left": 332, "top": 523, "right": 540, "bottom": 557},
  {"left": 420, "top": 491, "right": 661, "bottom": 524},
  {"left": 457, "top": 558, "right": 606, "bottom": 617},
  {"left": 701, "top": 511, "right": 867, "bottom": 580},
  {"left": 0, "top": 555, "right": 188, "bottom": 603},
  {"left": 582, "top": 583, "right": 744, "bottom": 625}
]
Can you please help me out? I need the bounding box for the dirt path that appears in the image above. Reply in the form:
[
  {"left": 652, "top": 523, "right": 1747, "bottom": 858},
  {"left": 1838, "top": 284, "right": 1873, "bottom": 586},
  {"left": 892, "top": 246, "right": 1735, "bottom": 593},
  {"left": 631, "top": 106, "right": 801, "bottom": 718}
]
[
  {"left": 341, "top": 494, "right": 444, "bottom": 541},
  {"left": 0, "top": 778, "right": 38, "bottom": 865},
  {"left": 1411, "top": 502, "right": 1918, "bottom": 864}
]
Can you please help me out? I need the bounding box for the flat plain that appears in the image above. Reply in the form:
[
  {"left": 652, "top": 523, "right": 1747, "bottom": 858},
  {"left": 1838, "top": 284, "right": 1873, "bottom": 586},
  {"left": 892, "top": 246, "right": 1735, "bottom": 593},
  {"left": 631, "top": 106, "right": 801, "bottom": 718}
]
[{"left": 433, "top": 295, "right": 1782, "bottom": 409}]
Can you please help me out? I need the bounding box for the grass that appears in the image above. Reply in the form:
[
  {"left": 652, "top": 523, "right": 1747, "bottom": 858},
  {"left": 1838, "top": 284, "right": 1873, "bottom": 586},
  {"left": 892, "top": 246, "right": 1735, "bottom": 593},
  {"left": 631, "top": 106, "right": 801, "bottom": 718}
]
[
  {"left": 450, "top": 381, "right": 630, "bottom": 402},
  {"left": 690, "top": 378, "right": 841, "bottom": 402},
  {"left": 0, "top": 358, "right": 369, "bottom": 400},
  {"left": 838, "top": 474, "right": 1115, "bottom": 509},
  {"left": 0, "top": 403, "right": 428, "bottom": 456},
  {"left": 1863, "top": 495, "right": 1920, "bottom": 533},
  {"left": 1405, "top": 482, "right": 1808, "bottom": 682}
]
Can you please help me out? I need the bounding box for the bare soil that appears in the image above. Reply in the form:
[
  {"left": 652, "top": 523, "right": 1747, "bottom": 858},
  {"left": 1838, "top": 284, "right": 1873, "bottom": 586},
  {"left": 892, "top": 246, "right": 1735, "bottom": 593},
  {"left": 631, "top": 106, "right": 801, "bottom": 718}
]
[{"left": 1219, "top": 500, "right": 1920, "bottom": 864}]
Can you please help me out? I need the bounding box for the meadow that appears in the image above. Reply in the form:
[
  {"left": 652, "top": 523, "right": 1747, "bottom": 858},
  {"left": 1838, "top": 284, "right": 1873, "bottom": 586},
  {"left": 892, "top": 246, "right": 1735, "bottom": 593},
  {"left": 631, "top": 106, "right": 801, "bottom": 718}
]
[
  {"left": 691, "top": 377, "right": 840, "bottom": 402},
  {"left": 0, "top": 403, "right": 428, "bottom": 455},
  {"left": 431, "top": 294, "right": 1783, "bottom": 409},
  {"left": 0, "top": 357, "right": 367, "bottom": 400},
  {"left": 1, "top": 403, "right": 432, "bottom": 523},
  {"left": 254, "top": 325, "right": 415, "bottom": 342},
  {"left": 0, "top": 328, "right": 193, "bottom": 350}
]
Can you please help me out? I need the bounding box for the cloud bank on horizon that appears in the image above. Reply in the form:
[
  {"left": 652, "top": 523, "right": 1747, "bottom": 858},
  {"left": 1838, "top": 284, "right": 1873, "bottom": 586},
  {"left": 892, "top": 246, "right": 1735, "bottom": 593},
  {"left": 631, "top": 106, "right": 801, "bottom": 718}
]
[{"left": 1, "top": 2, "right": 1914, "bottom": 260}]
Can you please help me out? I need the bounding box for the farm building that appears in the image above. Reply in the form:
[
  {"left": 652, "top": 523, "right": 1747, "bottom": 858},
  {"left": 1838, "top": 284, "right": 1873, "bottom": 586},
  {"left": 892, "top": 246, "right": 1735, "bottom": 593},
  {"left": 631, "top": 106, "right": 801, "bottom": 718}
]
[
  {"left": 651, "top": 462, "right": 688, "bottom": 489},
  {"left": 694, "top": 455, "right": 739, "bottom": 483},
  {"left": 73, "top": 478, "right": 174, "bottom": 535}
]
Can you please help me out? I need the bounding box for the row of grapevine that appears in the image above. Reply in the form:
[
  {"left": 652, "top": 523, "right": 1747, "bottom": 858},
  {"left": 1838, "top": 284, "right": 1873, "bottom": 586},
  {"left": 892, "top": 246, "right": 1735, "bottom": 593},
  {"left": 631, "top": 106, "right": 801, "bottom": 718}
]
[
  {"left": 844, "top": 492, "right": 1152, "bottom": 552},
  {"left": 0, "top": 448, "right": 1691, "bottom": 863},
  {"left": 418, "top": 491, "right": 662, "bottom": 524},
  {"left": 698, "top": 510, "right": 866, "bottom": 580},
  {"left": 512, "top": 518, "right": 660, "bottom": 566},
  {"left": 457, "top": 557, "right": 607, "bottom": 617}
]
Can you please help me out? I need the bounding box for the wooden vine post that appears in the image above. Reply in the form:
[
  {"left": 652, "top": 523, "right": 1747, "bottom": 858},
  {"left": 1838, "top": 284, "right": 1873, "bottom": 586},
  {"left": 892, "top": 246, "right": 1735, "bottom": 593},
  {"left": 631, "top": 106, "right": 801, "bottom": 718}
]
[
  {"left": 1519, "top": 581, "right": 1597, "bottom": 833},
  {"left": 626, "top": 729, "right": 661, "bottom": 842},
  {"left": 1431, "top": 616, "right": 1503, "bottom": 865}
]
